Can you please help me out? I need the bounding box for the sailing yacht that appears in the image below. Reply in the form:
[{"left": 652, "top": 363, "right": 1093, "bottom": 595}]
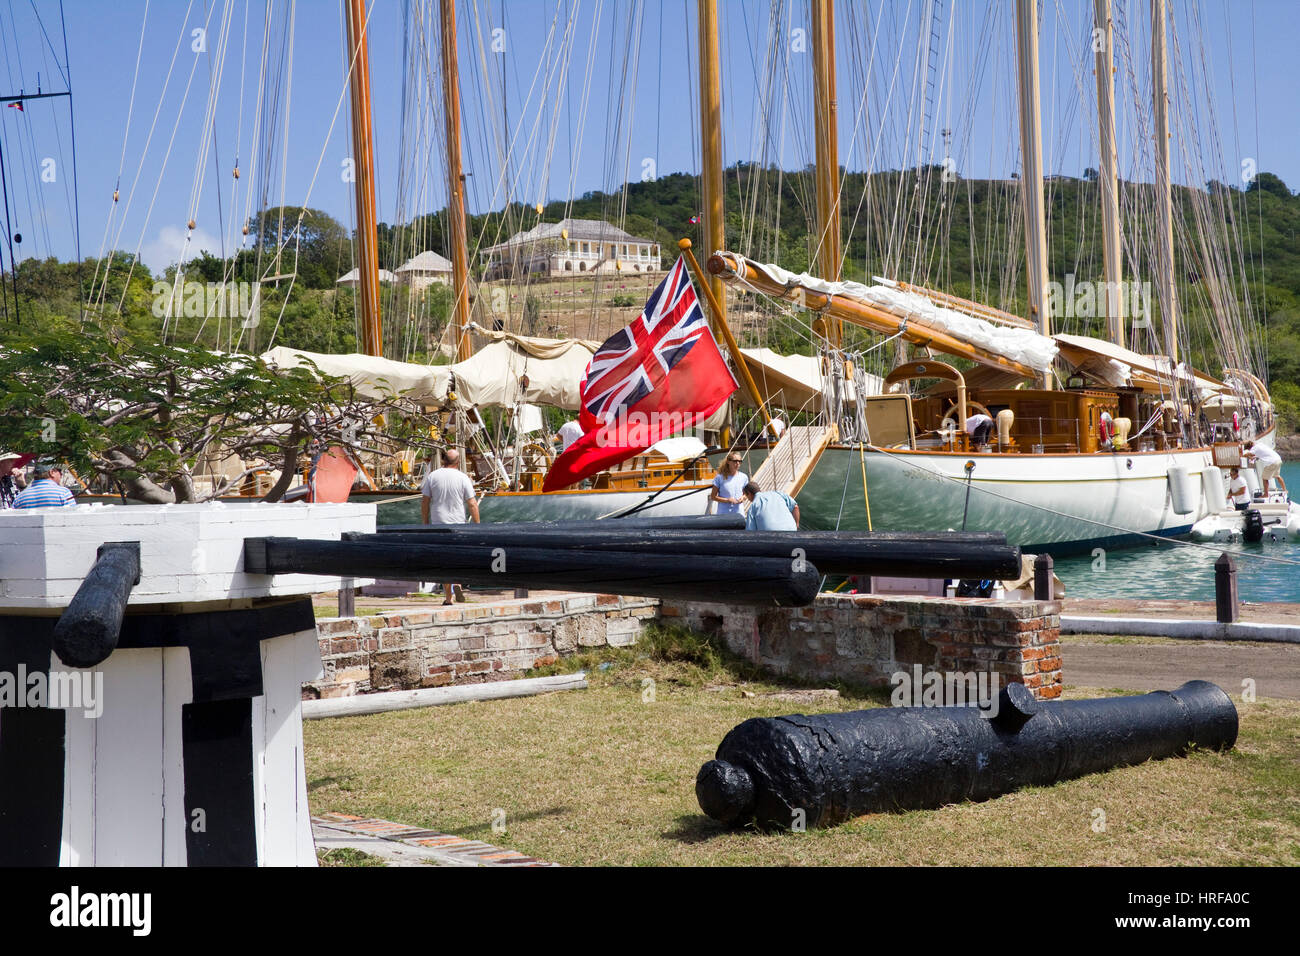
[{"left": 472, "top": 0, "right": 1291, "bottom": 554}]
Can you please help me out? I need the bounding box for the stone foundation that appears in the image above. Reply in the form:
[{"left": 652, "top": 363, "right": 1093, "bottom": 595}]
[
  {"left": 307, "top": 594, "right": 659, "bottom": 699},
  {"left": 660, "top": 594, "right": 1063, "bottom": 699},
  {"left": 307, "top": 593, "right": 1062, "bottom": 701}
]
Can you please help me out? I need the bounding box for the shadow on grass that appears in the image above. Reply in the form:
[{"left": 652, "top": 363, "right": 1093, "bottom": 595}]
[
  {"left": 662, "top": 813, "right": 736, "bottom": 845},
  {"left": 445, "top": 804, "right": 572, "bottom": 839}
]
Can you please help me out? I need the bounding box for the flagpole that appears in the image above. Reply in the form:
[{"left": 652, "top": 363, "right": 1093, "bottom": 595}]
[{"left": 679, "top": 239, "right": 774, "bottom": 437}]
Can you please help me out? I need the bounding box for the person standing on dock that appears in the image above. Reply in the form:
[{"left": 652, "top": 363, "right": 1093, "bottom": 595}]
[
  {"left": 710, "top": 453, "right": 748, "bottom": 514},
  {"left": 742, "top": 482, "right": 799, "bottom": 531},
  {"left": 1227, "top": 467, "right": 1251, "bottom": 511},
  {"left": 12, "top": 462, "right": 73, "bottom": 508},
  {"left": 421, "top": 449, "right": 481, "bottom": 605},
  {"left": 1243, "top": 441, "right": 1283, "bottom": 496}
]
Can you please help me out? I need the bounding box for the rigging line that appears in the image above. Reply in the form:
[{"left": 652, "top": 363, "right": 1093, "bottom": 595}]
[
  {"left": 88, "top": 0, "right": 149, "bottom": 304},
  {"left": 865, "top": 441, "right": 1300, "bottom": 568},
  {"left": 56, "top": 0, "right": 81, "bottom": 322},
  {"left": 0, "top": 127, "right": 20, "bottom": 323},
  {"left": 254, "top": 0, "right": 369, "bottom": 352},
  {"left": 92, "top": 0, "right": 193, "bottom": 296},
  {"left": 24, "top": 0, "right": 68, "bottom": 87}
]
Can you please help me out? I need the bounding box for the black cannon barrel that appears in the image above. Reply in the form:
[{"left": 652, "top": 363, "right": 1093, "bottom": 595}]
[
  {"left": 52, "top": 541, "right": 141, "bottom": 669},
  {"left": 244, "top": 537, "right": 820, "bottom": 607},
  {"left": 696, "top": 680, "right": 1238, "bottom": 829},
  {"left": 379, "top": 514, "right": 749, "bottom": 534},
  {"left": 359, "top": 530, "right": 1021, "bottom": 579}
]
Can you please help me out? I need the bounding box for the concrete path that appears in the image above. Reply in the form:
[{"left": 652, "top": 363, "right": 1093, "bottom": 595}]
[
  {"left": 1061, "top": 638, "right": 1300, "bottom": 700},
  {"left": 312, "top": 813, "right": 557, "bottom": 867}
]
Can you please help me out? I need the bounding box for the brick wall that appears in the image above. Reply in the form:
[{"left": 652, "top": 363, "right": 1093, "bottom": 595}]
[
  {"left": 308, "top": 592, "right": 1062, "bottom": 701},
  {"left": 660, "top": 594, "right": 1063, "bottom": 700},
  {"left": 307, "top": 594, "right": 658, "bottom": 699}
]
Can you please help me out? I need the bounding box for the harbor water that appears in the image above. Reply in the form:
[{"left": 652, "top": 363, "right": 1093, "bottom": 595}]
[{"left": 1052, "top": 462, "right": 1300, "bottom": 603}]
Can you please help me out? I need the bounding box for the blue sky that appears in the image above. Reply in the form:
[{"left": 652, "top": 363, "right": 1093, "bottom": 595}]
[{"left": 2, "top": 0, "right": 1297, "bottom": 274}]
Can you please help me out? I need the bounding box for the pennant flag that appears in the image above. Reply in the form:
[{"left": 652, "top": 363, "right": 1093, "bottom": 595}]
[
  {"left": 542, "top": 257, "right": 737, "bottom": 491},
  {"left": 688, "top": 212, "right": 701, "bottom": 224},
  {"left": 5, "top": 101, "right": 23, "bottom": 112}
]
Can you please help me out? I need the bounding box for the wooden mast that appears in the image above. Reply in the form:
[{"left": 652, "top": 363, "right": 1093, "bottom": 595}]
[
  {"left": 1093, "top": 0, "right": 1125, "bottom": 348},
  {"left": 810, "top": 0, "right": 842, "bottom": 347},
  {"left": 1151, "top": 0, "right": 1179, "bottom": 368},
  {"left": 441, "top": 0, "right": 474, "bottom": 362},
  {"left": 1014, "top": 0, "right": 1052, "bottom": 389},
  {"left": 697, "top": 0, "right": 725, "bottom": 327},
  {"left": 345, "top": 0, "right": 382, "bottom": 356}
]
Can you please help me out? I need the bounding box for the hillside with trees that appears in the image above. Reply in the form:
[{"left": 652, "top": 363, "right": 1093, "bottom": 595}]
[{"left": 4, "top": 165, "right": 1300, "bottom": 431}]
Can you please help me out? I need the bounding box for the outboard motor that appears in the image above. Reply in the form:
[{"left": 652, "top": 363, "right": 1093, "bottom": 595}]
[{"left": 1243, "top": 508, "right": 1264, "bottom": 544}]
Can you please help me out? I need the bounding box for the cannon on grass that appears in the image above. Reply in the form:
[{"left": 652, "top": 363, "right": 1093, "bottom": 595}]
[{"left": 696, "top": 680, "right": 1238, "bottom": 829}]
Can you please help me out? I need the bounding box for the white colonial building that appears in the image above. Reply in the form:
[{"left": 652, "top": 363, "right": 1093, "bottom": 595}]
[
  {"left": 479, "top": 218, "right": 661, "bottom": 280},
  {"left": 336, "top": 267, "right": 398, "bottom": 288},
  {"left": 394, "top": 250, "right": 454, "bottom": 290}
]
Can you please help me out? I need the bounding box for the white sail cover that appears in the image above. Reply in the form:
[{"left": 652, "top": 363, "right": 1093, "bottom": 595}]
[
  {"left": 260, "top": 347, "right": 450, "bottom": 403},
  {"left": 730, "top": 258, "right": 1060, "bottom": 373}
]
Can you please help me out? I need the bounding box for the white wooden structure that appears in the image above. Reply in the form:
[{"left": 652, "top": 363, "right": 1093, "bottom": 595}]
[{"left": 0, "top": 502, "right": 374, "bottom": 867}]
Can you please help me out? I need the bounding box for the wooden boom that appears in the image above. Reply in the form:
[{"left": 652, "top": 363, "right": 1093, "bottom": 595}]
[{"left": 706, "top": 252, "right": 1040, "bottom": 380}]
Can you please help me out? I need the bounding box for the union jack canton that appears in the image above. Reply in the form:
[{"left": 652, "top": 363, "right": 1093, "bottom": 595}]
[{"left": 581, "top": 257, "right": 711, "bottom": 424}]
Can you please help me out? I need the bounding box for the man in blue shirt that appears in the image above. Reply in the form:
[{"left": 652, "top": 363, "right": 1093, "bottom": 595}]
[
  {"left": 710, "top": 453, "right": 748, "bottom": 514},
  {"left": 743, "top": 481, "right": 799, "bottom": 531},
  {"left": 13, "top": 462, "right": 75, "bottom": 508}
]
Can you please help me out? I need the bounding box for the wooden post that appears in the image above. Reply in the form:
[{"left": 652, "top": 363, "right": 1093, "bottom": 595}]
[
  {"left": 1093, "top": 0, "right": 1125, "bottom": 348},
  {"left": 345, "top": 0, "right": 382, "bottom": 356},
  {"left": 680, "top": 239, "right": 773, "bottom": 435},
  {"left": 1033, "top": 552, "right": 1054, "bottom": 601},
  {"left": 810, "top": 0, "right": 842, "bottom": 346},
  {"left": 1151, "top": 0, "right": 1179, "bottom": 368},
  {"left": 1015, "top": 0, "right": 1051, "bottom": 389},
  {"left": 697, "top": 0, "right": 726, "bottom": 327},
  {"left": 1214, "top": 552, "right": 1238, "bottom": 623},
  {"left": 338, "top": 585, "right": 356, "bottom": 618},
  {"left": 441, "top": 0, "right": 474, "bottom": 361}
]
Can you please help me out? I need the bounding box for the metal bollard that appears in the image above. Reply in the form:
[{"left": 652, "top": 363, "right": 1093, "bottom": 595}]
[
  {"left": 1033, "top": 553, "right": 1054, "bottom": 601},
  {"left": 1214, "top": 552, "right": 1238, "bottom": 624}
]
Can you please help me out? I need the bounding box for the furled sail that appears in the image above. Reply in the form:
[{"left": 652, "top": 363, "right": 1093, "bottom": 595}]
[{"left": 708, "top": 252, "right": 1057, "bottom": 377}]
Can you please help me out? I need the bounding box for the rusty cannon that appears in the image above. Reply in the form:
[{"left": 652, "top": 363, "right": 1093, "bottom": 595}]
[{"left": 695, "top": 680, "right": 1238, "bottom": 829}]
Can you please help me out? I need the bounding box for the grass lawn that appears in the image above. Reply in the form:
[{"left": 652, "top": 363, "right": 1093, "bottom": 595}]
[{"left": 303, "top": 632, "right": 1300, "bottom": 866}]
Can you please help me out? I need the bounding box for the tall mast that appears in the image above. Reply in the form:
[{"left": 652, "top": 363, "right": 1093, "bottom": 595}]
[
  {"left": 811, "top": 0, "right": 842, "bottom": 346},
  {"left": 345, "top": 0, "right": 382, "bottom": 356},
  {"left": 1014, "top": 0, "right": 1051, "bottom": 389},
  {"left": 1093, "top": 0, "right": 1125, "bottom": 348},
  {"left": 1151, "top": 0, "right": 1178, "bottom": 367},
  {"left": 697, "top": 0, "right": 725, "bottom": 328},
  {"left": 441, "top": 0, "right": 473, "bottom": 362}
]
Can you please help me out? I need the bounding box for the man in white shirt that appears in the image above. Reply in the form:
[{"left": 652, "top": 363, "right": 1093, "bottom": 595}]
[
  {"left": 421, "top": 448, "right": 481, "bottom": 604},
  {"left": 1243, "top": 441, "right": 1283, "bottom": 495},
  {"left": 556, "top": 419, "right": 584, "bottom": 452},
  {"left": 965, "top": 412, "right": 993, "bottom": 446},
  {"left": 1226, "top": 466, "right": 1250, "bottom": 511},
  {"left": 710, "top": 453, "right": 748, "bottom": 514}
]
